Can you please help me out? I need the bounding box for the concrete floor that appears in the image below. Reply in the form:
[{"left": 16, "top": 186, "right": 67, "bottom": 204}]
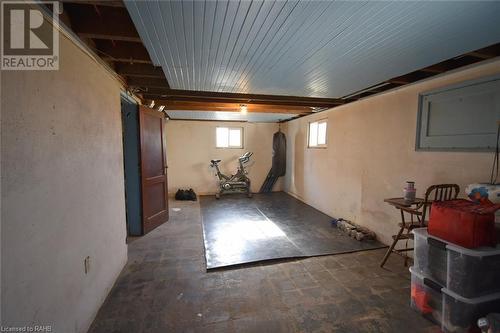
[{"left": 88, "top": 200, "right": 439, "bottom": 333}]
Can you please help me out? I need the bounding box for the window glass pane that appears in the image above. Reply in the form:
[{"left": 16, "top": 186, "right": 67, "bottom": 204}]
[
  {"left": 229, "top": 128, "right": 241, "bottom": 147},
  {"left": 216, "top": 127, "right": 229, "bottom": 147},
  {"left": 309, "top": 122, "right": 318, "bottom": 146},
  {"left": 318, "top": 122, "right": 327, "bottom": 145}
]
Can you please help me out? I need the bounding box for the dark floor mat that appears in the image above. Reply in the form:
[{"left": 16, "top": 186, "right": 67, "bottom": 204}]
[{"left": 200, "top": 192, "right": 387, "bottom": 269}]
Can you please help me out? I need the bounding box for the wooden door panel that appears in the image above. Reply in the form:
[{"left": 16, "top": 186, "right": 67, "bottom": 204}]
[
  {"left": 143, "top": 181, "right": 167, "bottom": 217},
  {"left": 142, "top": 115, "right": 164, "bottom": 178},
  {"left": 139, "top": 106, "right": 169, "bottom": 234}
]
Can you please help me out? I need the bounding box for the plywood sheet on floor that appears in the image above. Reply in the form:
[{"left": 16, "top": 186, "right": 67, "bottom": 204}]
[{"left": 200, "top": 192, "right": 386, "bottom": 269}]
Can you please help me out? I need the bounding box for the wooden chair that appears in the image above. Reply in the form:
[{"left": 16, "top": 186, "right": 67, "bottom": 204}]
[{"left": 380, "top": 184, "right": 460, "bottom": 268}]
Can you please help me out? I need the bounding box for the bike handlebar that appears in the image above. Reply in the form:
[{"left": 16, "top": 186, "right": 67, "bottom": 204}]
[
  {"left": 239, "top": 152, "right": 253, "bottom": 163},
  {"left": 210, "top": 152, "right": 252, "bottom": 167}
]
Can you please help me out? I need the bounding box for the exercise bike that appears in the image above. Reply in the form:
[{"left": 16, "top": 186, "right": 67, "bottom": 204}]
[{"left": 210, "top": 152, "right": 253, "bottom": 199}]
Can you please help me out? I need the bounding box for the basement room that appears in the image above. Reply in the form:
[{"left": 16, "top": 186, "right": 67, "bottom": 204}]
[{"left": 2, "top": 1, "right": 500, "bottom": 332}]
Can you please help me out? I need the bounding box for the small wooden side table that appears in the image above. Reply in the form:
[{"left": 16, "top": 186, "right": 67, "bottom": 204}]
[{"left": 380, "top": 197, "right": 425, "bottom": 268}]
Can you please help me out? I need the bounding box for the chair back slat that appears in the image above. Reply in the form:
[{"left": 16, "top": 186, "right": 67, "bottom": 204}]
[{"left": 422, "top": 184, "right": 460, "bottom": 223}]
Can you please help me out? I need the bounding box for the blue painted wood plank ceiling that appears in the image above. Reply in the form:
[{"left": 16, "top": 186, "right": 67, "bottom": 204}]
[{"left": 124, "top": 0, "right": 500, "bottom": 99}]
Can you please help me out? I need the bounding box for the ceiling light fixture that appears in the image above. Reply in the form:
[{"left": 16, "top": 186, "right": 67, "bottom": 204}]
[
  {"left": 149, "top": 100, "right": 155, "bottom": 108},
  {"left": 240, "top": 104, "right": 248, "bottom": 114}
]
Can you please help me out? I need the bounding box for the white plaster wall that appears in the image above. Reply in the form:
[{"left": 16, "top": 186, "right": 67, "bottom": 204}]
[
  {"left": 283, "top": 59, "right": 500, "bottom": 246},
  {"left": 0, "top": 65, "right": 3, "bottom": 325},
  {"left": 165, "top": 120, "right": 283, "bottom": 195},
  {"left": 1, "top": 34, "right": 127, "bottom": 332}
]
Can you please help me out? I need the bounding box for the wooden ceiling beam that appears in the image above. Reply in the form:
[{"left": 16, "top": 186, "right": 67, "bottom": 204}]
[
  {"left": 78, "top": 33, "right": 141, "bottom": 43},
  {"left": 143, "top": 89, "right": 343, "bottom": 107},
  {"left": 116, "top": 63, "right": 164, "bottom": 78},
  {"left": 127, "top": 77, "right": 170, "bottom": 89},
  {"left": 386, "top": 79, "right": 409, "bottom": 85},
  {"left": 467, "top": 51, "right": 496, "bottom": 60},
  {"left": 94, "top": 40, "right": 152, "bottom": 64},
  {"left": 387, "top": 70, "right": 435, "bottom": 86},
  {"left": 62, "top": 3, "right": 141, "bottom": 42},
  {"left": 419, "top": 64, "right": 447, "bottom": 74},
  {"left": 159, "top": 101, "right": 313, "bottom": 114},
  {"left": 60, "top": 0, "right": 125, "bottom": 7},
  {"left": 147, "top": 95, "right": 341, "bottom": 108},
  {"left": 105, "top": 58, "right": 152, "bottom": 64}
]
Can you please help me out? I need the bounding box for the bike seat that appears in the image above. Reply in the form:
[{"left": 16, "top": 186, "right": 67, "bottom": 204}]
[{"left": 211, "top": 159, "right": 221, "bottom": 164}]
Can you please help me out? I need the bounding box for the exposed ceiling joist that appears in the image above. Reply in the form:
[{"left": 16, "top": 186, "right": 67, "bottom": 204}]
[
  {"left": 94, "top": 40, "right": 152, "bottom": 64},
  {"left": 387, "top": 79, "right": 410, "bottom": 85},
  {"left": 78, "top": 33, "right": 141, "bottom": 43},
  {"left": 60, "top": 0, "right": 124, "bottom": 7},
  {"left": 63, "top": 3, "right": 140, "bottom": 42},
  {"left": 419, "top": 64, "right": 447, "bottom": 74},
  {"left": 162, "top": 101, "right": 313, "bottom": 115},
  {"left": 467, "top": 51, "right": 497, "bottom": 59},
  {"left": 128, "top": 77, "right": 169, "bottom": 89},
  {"left": 115, "top": 64, "right": 164, "bottom": 78},
  {"left": 144, "top": 90, "right": 343, "bottom": 108}
]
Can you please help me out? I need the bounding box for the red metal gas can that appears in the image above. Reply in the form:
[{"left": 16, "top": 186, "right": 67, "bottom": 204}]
[{"left": 428, "top": 199, "right": 498, "bottom": 248}]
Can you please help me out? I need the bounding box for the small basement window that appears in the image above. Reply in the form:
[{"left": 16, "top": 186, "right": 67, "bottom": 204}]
[
  {"left": 216, "top": 127, "right": 243, "bottom": 148},
  {"left": 308, "top": 120, "right": 327, "bottom": 148}
]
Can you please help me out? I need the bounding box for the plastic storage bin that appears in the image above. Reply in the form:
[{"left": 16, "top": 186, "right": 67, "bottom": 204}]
[
  {"left": 412, "top": 228, "right": 500, "bottom": 298},
  {"left": 410, "top": 266, "right": 442, "bottom": 325},
  {"left": 413, "top": 228, "right": 447, "bottom": 286},
  {"left": 410, "top": 267, "right": 500, "bottom": 333},
  {"left": 442, "top": 288, "right": 500, "bottom": 333}
]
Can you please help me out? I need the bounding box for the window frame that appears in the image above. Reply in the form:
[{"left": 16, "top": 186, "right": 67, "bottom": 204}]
[
  {"left": 308, "top": 119, "right": 328, "bottom": 148},
  {"left": 215, "top": 126, "right": 244, "bottom": 149},
  {"left": 415, "top": 74, "right": 500, "bottom": 152}
]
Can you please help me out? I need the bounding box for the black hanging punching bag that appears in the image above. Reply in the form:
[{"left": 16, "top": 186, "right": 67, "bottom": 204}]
[
  {"left": 260, "top": 129, "right": 287, "bottom": 193},
  {"left": 271, "top": 131, "right": 286, "bottom": 177}
]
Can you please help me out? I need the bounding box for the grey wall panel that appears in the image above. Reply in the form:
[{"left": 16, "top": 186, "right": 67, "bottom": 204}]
[
  {"left": 417, "top": 75, "right": 500, "bottom": 151},
  {"left": 125, "top": 0, "right": 500, "bottom": 98}
]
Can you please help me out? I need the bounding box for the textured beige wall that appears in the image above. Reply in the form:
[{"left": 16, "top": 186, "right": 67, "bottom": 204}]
[
  {"left": 1, "top": 34, "right": 127, "bottom": 331},
  {"left": 165, "top": 120, "right": 282, "bottom": 195},
  {"left": 284, "top": 59, "right": 500, "bottom": 246}
]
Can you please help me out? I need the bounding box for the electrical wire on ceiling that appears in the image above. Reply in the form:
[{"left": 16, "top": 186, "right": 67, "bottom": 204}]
[{"left": 489, "top": 122, "right": 500, "bottom": 185}]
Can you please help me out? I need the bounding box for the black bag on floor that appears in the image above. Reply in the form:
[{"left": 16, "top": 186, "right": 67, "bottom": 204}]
[
  {"left": 187, "top": 188, "right": 197, "bottom": 201},
  {"left": 175, "top": 188, "right": 197, "bottom": 201},
  {"left": 175, "top": 189, "right": 187, "bottom": 200}
]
